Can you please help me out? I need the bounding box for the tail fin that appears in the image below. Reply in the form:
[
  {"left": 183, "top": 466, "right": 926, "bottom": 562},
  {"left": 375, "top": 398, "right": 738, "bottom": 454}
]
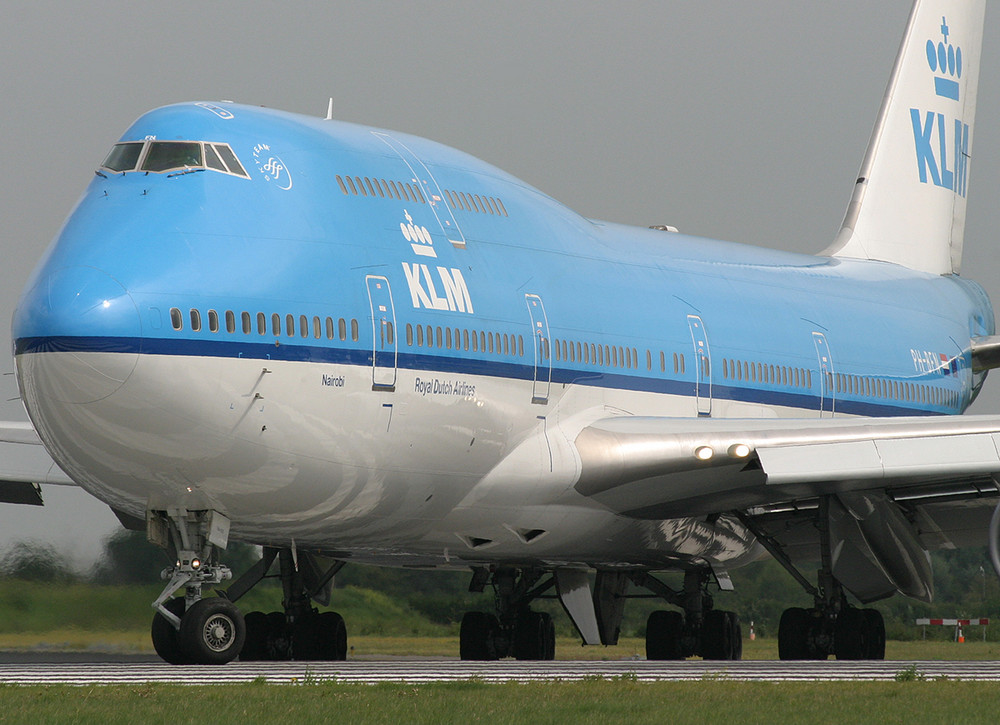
[{"left": 824, "top": 0, "right": 985, "bottom": 275}]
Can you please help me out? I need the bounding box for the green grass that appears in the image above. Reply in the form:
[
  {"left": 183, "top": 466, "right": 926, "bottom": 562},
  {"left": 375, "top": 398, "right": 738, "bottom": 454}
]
[{"left": 1, "top": 681, "right": 1000, "bottom": 725}]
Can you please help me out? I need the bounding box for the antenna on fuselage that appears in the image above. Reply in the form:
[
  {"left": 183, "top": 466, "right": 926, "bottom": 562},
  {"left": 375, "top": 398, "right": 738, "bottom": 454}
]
[{"left": 325, "top": 97, "right": 334, "bottom": 121}]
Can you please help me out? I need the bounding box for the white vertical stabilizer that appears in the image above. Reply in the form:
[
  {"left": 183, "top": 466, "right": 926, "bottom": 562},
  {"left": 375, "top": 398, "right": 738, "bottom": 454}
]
[{"left": 825, "top": 0, "right": 985, "bottom": 275}]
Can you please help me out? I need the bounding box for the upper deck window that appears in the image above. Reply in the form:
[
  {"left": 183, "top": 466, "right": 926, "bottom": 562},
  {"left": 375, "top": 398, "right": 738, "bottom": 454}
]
[{"left": 100, "top": 140, "right": 248, "bottom": 179}]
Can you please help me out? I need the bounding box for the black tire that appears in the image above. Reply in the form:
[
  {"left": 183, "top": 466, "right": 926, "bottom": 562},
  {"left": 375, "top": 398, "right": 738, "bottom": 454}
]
[
  {"left": 240, "top": 611, "right": 268, "bottom": 661},
  {"left": 728, "top": 611, "right": 743, "bottom": 661},
  {"left": 151, "top": 597, "right": 192, "bottom": 665},
  {"left": 513, "top": 610, "right": 548, "bottom": 660},
  {"left": 540, "top": 612, "right": 556, "bottom": 661},
  {"left": 311, "top": 611, "right": 348, "bottom": 660},
  {"left": 179, "top": 597, "right": 246, "bottom": 665},
  {"left": 834, "top": 607, "right": 868, "bottom": 660},
  {"left": 778, "top": 607, "right": 811, "bottom": 660},
  {"left": 646, "top": 610, "right": 684, "bottom": 660},
  {"left": 702, "top": 609, "right": 734, "bottom": 660},
  {"left": 266, "top": 611, "right": 290, "bottom": 660},
  {"left": 292, "top": 614, "right": 323, "bottom": 660},
  {"left": 863, "top": 609, "right": 886, "bottom": 660},
  {"left": 460, "top": 611, "right": 499, "bottom": 660}
]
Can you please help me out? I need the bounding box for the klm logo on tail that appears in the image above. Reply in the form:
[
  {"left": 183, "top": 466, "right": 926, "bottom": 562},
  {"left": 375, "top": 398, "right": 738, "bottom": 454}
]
[{"left": 911, "top": 17, "right": 969, "bottom": 197}]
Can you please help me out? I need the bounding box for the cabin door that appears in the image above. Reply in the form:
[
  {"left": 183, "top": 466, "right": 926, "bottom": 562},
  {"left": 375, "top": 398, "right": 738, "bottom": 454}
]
[
  {"left": 526, "top": 294, "right": 551, "bottom": 404},
  {"left": 687, "top": 315, "right": 712, "bottom": 416},
  {"left": 813, "top": 332, "right": 835, "bottom": 417},
  {"left": 367, "top": 275, "right": 397, "bottom": 391},
  {"left": 372, "top": 132, "right": 466, "bottom": 249}
]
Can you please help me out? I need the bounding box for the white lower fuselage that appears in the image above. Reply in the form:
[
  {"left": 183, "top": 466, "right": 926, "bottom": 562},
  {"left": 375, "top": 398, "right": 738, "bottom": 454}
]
[{"left": 16, "top": 348, "right": 764, "bottom": 570}]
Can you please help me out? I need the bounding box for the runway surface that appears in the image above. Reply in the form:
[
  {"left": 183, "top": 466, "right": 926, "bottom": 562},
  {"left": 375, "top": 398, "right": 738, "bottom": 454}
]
[{"left": 1, "top": 657, "right": 999, "bottom": 684}]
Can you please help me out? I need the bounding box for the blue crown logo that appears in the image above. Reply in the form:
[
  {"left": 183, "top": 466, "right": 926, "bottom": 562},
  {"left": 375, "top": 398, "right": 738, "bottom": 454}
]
[{"left": 926, "top": 16, "right": 962, "bottom": 101}]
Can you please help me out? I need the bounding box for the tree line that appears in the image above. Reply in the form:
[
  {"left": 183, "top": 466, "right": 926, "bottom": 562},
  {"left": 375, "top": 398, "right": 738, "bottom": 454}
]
[{"left": 1, "top": 531, "right": 996, "bottom": 640}]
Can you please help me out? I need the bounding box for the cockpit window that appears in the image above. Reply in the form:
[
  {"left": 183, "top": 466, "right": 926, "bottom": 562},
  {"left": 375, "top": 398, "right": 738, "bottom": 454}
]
[
  {"left": 99, "top": 140, "right": 249, "bottom": 179},
  {"left": 101, "top": 142, "right": 144, "bottom": 172},
  {"left": 142, "top": 142, "right": 203, "bottom": 172},
  {"left": 213, "top": 144, "right": 248, "bottom": 177}
]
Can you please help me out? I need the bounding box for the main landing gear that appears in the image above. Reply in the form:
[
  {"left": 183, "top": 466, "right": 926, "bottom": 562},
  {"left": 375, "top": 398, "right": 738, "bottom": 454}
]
[
  {"left": 147, "top": 508, "right": 347, "bottom": 664},
  {"left": 737, "top": 501, "right": 886, "bottom": 661},
  {"left": 459, "top": 567, "right": 557, "bottom": 660},
  {"left": 632, "top": 568, "right": 742, "bottom": 660}
]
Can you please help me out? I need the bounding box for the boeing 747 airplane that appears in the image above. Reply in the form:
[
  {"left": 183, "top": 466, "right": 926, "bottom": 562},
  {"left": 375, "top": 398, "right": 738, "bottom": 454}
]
[{"left": 3, "top": 0, "right": 1000, "bottom": 664}]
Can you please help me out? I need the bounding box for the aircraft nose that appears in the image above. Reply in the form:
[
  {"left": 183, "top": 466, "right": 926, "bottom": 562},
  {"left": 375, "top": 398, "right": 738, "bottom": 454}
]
[{"left": 13, "top": 265, "right": 141, "bottom": 404}]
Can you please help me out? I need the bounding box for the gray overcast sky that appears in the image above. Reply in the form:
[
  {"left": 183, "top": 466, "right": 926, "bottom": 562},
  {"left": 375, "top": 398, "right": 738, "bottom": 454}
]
[{"left": 2, "top": 1, "right": 999, "bottom": 566}]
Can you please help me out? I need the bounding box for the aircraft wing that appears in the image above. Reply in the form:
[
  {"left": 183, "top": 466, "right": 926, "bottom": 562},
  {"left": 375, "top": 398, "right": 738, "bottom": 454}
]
[
  {"left": 574, "top": 414, "right": 1000, "bottom": 602},
  {"left": 0, "top": 421, "right": 75, "bottom": 505}
]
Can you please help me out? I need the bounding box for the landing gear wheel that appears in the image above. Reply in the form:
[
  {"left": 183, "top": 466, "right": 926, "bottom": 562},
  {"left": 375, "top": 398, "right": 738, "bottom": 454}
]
[
  {"left": 318, "top": 611, "right": 348, "bottom": 660},
  {"left": 778, "top": 607, "right": 812, "bottom": 660},
  {"left": 513, "top": 610, "right": 555, "bottom": 660},
  {"left": 728, "top": 611, "right": 743, "bottom": 660},
  {"left": 863, "top": 609, "right": 886, "bottom": 660},
  {"left": 540, "top": 612, "right": 555, "bottom": 661},
  {"left": 151, "top": 597, "right": 192, "bottom": 665},
  {"left": 834, "top": 607, "right": 868, "bottom": 660},
  {"left": 702, "top": 609, "right": 737, "bottom": 660},
  {"left": 240, "top": 611, "right": 268, "bottom": 661},
  {"left": 179, "top": 597, "right": 246, "bottom": 665},
  {"left": 646, "top": 610, "right": 684, "bottom": 660},
  {"left": 265, "top": 611, "right": 290, "bottom": 660},
  {"left": 460, "top": 611, "right": 500, "bottom": 660}
]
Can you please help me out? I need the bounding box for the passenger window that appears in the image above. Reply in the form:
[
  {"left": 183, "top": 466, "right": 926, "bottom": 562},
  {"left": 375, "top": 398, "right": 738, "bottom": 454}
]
[
  {"left": 190, "top": 309, "right": 202, "bottom": 332},
  {"left": 406, "top": 323, "right": 413, "bottom": 346},
  {"left": 386, "top": 322, "right": 394, "bottom": 344},
  {"left": 170, "top": 307, "right": 183, "bottom": 330},
  {"left": 336, "top": 175, "right": 349, "bottom": 194},
  {"left": 496, "top": 198, "right": 509, "bottom": 216},
  {"left": 346, "top": 177, "right": 358, "bottom": 194},
  {"left": 416, "top": 324, "right": 423, "bottom": 346},
  {"left": 351, "top": 319, "right": 359, "bottom": 341},
  {"left": 286, "top": 314, "right": 295, "bottom": 337},
  {"left": 241, "top": 312, "right": 251, "bottom": 334},
  {"left": 326, "top": 317, "right": 335, "bottom": 339},
  {"left": 259, "top": 313, "right": 268, "bottom": 335},
  {"left": 446, "top": 327, "right": 453, "bottom": 349},
  {"left": 272, "top": 313, "right": 281, "bottom": 336},
  {"left": 354, "top": 177, "right": 367, "bottom": 197},
  {"left": 436, "top": 327, "right": 444, "bottom": 348},
  {"left": 313, "top": 316, "right": 322, "bottom": 339},
  {"left": 224, "top": 310, "right": 235, "bottom": 333},
  {"left": 339, "top": 318, "right": 347, "bottom": 341}
]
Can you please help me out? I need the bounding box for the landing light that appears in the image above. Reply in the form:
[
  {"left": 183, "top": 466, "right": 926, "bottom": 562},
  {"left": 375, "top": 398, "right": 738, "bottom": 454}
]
[
  {"left": 728, "top": 443, "right": 751, "bottom": 458},
  {"left": 101, "top": 300, "right": 111, "bottom": 309},
  {"left": 191, "top": 558, "right": 201, "bottom": 569},
  {"left": 694, "top": 446, "right": 714, "bottom": 461}
]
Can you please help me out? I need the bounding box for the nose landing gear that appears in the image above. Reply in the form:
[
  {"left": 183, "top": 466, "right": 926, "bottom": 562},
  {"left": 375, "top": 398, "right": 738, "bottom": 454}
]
[{"left": 147, "top": 508, "right": 244, "bottom": 665}]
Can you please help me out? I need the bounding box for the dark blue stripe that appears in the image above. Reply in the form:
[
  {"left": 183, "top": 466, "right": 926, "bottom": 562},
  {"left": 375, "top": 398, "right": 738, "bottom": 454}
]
[{"left": 14, "top": 335, "right": 945, "bottom": 417}]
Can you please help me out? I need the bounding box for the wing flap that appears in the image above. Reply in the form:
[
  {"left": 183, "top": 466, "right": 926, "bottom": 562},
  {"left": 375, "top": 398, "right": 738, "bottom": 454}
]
[{"left": 758, "top": 432, "right": 1000, "bottom": 485}]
